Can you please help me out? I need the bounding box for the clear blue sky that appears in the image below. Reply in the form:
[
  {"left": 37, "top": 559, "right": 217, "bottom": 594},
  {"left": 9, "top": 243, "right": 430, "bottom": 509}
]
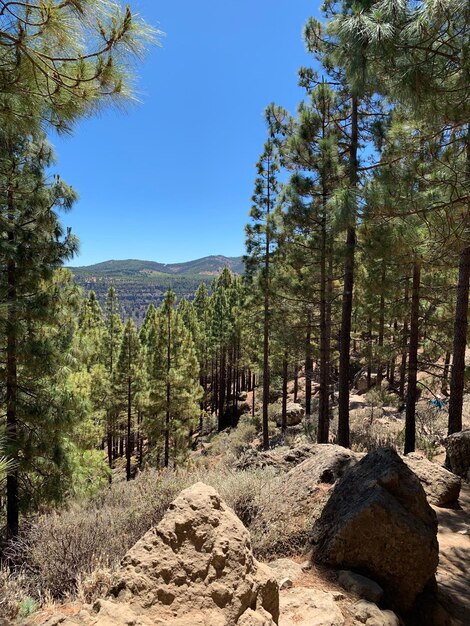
[{"left": 55, "top": 1, "right": 321, "bottom": 267}]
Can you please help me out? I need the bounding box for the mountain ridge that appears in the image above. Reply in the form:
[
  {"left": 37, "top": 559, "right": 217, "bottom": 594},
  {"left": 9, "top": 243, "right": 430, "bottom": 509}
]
[
  {"left": 70, "top": 255, "right": 245, "bottom": 322},
  {"left": 70, "top": 255, "right": 244, "bottom": 277}
]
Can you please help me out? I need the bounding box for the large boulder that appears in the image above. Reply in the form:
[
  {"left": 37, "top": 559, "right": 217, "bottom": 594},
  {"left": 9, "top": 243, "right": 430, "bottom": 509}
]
[
  {"left": 247, "top": 446, "right": 359, "bottom": 557},
  {"left": 311, "top": 448, "right": 439, "bottom": 613},
  {"left": 403, "top": 453, "right": 461, "bottom": 507},
  {"left": 235, "top": 444, "right": 316, "bottom": 472},
  {"left": 273, "top": 403, "right": 305, "bottom": 427},
  {"left": 445, "top": 430, "right": 470, "bottom": 480},
  {"left": 354, "top": 373, "right": 376, "bottom": 395},
  {"left": 286, "top": 444, "right": 359, "bottom": 489},
  {"left": 110, "top": 482, "right": 279, "bottom": 625}
]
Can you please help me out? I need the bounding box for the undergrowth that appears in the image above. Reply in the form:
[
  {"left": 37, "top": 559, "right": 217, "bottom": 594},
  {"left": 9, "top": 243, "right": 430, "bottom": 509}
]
[{"left": 1, "top": 464, "right": 288, "bottom": 620}]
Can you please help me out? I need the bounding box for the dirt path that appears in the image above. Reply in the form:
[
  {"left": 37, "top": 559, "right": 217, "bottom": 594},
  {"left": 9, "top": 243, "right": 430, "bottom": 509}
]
[{"left": 435, "top": 483, "right": 470, "bottom": 624}]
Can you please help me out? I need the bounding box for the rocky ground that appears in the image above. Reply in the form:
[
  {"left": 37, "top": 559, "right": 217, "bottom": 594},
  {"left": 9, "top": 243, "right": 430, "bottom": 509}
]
[
  {"left": 10, "top": 379, "right": 470, "bottom": 626},
  {"left": 20, "top": 441, "right": 470, "bottom": 626},
  {"left": 434, "top": 484, "right": 470, "bottom": 624}
]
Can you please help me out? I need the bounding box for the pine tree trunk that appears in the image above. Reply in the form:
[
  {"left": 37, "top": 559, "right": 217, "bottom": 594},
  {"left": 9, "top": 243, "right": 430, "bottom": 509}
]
[
  {"left": 293, "top": 362, "right": 299, "bottom": 403},
  {"left": 305, "top": 309, "right": 313, "bottom": 417},
  {"left": 405, "top": 261, "right": 421, "bottom": 455},
  {"left": 138, "top": 411, "right": 143, "bottom": 468},
  {"left": 337, "top": 224, "right": 356, "bottom": 447},
  {"left": 227, "top": 358, "right": 232, "bottom": 416},
  {"left": 164, "top": 308, "right": 171, "bottom": 468},
  {"left": 262, "top": 285, "right": 270, "bottom": 450},
  {"left": 6, "top": 205, "right": 19, "bottom": 538},
  {"left": 281, "top": 354, "right": 288, "bottom": 434},
  {"left": 126, "top": 376, "right": 132, "bottom": 481},
  {"left": 442, "top": 351, "right": 451, "bottom": 396},
  {"left": 448, "top": 245, "right": 470, "bottom": 434},
  {"left": 214, "top": 353, "right": 219, "bottom": 417},
  {"left": 326, "top": 252, "right": 334, "bottom": 413},
  {"left": 318, "top": 210, "right": 330, "bottom": 443},
  {"left": 218, "top": 349, "right": 227, "bottom": 430},
  {"left": 400, "top": 280, "right": 410, "bottom": 399},
  {"left": 107, "top": 418, "right": 113, "bottom": 476},
  {"left": 252, "top": 374, "right": 256, "bottom": 417},
  {"left": 389, "top": 320, "right": 398, "bottom": 387},
  {"left": 337, "top": 95, "right": 359, "bottom": 449},
  {"left": 376, "top": 266, "right": 386, "bottom": 388}
]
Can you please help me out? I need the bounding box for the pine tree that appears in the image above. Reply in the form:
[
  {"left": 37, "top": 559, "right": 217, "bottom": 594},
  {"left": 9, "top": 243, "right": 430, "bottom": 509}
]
[
  {"left": 0, "top": 129, "right": 79, "bottom": 538},
  {"left": 193, "top": 283, "right": 212, "bottom": 413},
  {"left": 146, "top": 291, "right": 201, "bottom": 468},
  {"left": 302, "top": 6, "right": 384, "bottom": 448},
  {"left": 0, "top": 1, "right": 157, "bottom": 132},
  {"left": 245, "top": 140, "right": 280, "bottom": 450},
  {"left": 76, "top": 291, "right": 106, "bottom": 371},
  {"left": 102, "top": 287, "right": 123, "bottom": 474},
  {"left": 328, "top": 0, "right": 470, "bottom": 434},
  {"left": 276, "top": 81, "right": 343, "bottom": 442},
  {"left": 115, "top": 319, "right": 142, "bottom": 481}
]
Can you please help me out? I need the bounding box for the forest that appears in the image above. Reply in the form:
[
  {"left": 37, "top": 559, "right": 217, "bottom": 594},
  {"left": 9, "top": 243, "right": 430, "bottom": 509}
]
[
  {"left": 0, "top": 0, "right": 469, "bottom": 624},
  {"left": 70, "top": 256, "right": 244, "bottom": 322}
]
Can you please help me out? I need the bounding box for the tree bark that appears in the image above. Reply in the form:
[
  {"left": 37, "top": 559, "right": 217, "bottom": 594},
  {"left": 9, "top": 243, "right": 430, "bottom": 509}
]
[
  {"left": 164, "top": 307, "right": 171, "bottom": 468},
  {"left": 399, "top": 280, "right": 410, "bottom": 399},
  {"left": 337, "top": 95, "right": 359, "bottom": 449},
  {"left": 262, "top": 152, "right": 272, "bottom": 451},
  {"left": 6, "top": 201, "right": 19, "bottom": 538},
  {"left": 448, "top": 246, "right": 470, "bottom": 434},
  {"left": 318, "top": 209, "right": 330, "bottom": 443},
  {"left": 442, "top": 351, "right": 451, "bottom": 396},
  {"left": 405, "top": 261, "right": 421, "bottom": 455},
  {"left": 305, "top": 309, "right": 313, "bottom": 417},
  {"left": 281, "top": 354, "right": 288, "bottom": 434},
  {"left": 126, "top": 375, "right": 132, "bottom": 481},
  {"left": 376, "top": 266, "right": 386, "bottom": 388},
  {"left": 218, "top": 349, "right": 227, "bottom": 430}
]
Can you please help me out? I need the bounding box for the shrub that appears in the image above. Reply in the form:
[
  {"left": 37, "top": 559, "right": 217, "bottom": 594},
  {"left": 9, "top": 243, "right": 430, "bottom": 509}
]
[
  {"left": 7, "top": 470, "right": 190, "bottom": 602},
  {"left": 18, "top": 596, "right": 38, "bottom": 618},
  {"left": 3, "top": 463, "right": 291, "bottom": 613},
  {"left": 0, "top": 567, "right": 31, "bottom": 620},
  {"left": 207, "top": 417, "right": 258, "bottom": 462}
]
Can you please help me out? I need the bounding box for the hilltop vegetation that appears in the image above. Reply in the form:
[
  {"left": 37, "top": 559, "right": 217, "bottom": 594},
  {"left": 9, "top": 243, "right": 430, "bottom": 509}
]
[{"left": 71, "top": 256, "right": 244, "bottom": 321}]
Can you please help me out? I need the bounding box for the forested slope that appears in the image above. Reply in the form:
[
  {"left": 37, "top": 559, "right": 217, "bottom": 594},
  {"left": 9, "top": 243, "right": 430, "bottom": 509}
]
[{"left": 70, "top": 256, "right": 244, "bottom": 321}]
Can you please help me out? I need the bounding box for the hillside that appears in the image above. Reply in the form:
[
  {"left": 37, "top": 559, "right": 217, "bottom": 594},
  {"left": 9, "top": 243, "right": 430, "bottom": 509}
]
[{"left": 70, "top": 255, "right": 244, "bottom": 321}]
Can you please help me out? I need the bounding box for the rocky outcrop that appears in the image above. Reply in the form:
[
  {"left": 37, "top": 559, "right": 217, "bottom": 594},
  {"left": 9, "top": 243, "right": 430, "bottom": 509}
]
[
  {"left": 445, "top": 430, "right": 470, "bottom": 480},
  {"left": 347, "top": 600, "right": 400, "bottom": 626},
  {"left": 279, "top": 588, "right": 345, "bottom": 626},
  {"left": 273, "top": 403, "right": 305, "bottom": 427},
  {"left": 312, "top": 448, "right": 439, "bottom": 613},
  {"left": 337, "top": 571, "right": 383, "bottom": 604},
  {"left": 235, "top": 444, "right": 316, "bottom": 472},
  {"left": 110, "top": 482, "right": 279, "bottom": 625},
  {"left": 268, "top": 559, "right": 304, "bottom": 586},
  {"left": 403, "top": 453, "right": 461, "bottom": 507},
  {"left": 287, "top": 445, "right": 358, "bottom": 486},
  {"left": 31, "top": 483, "right": 279, "bottom": 626}
]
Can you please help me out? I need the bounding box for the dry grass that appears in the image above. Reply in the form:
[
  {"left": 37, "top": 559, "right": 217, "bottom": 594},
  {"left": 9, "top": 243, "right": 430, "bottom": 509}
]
[{"left": 1, "top": 463, "right": 298, "bottom": 620}]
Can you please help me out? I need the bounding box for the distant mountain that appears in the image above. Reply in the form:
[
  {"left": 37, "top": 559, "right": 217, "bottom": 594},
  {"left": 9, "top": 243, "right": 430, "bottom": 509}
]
[
  {"left": 71, "top": 255, "right": 244, "bottom": 278},
  {"left": 70, "top": 255, "right": 244, "bottom": 322}
]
